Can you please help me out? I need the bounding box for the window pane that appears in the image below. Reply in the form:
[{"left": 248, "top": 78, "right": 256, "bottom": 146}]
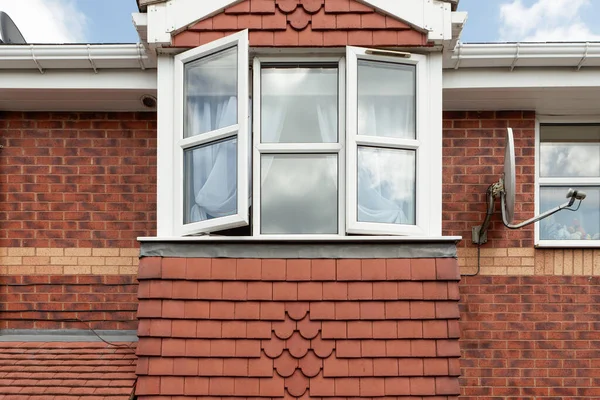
[
  {"left": 261, "top": 154, "right": 338, "bottom": 234},
  {"left": 261, "top": 67, "right": 338, "bottom": 143},
  {"left": 358, "top": 60, "right": 415, "bottom": 139},
  {"left": 539, "top": 186, "right": 600, "bottom": 240},
  {"left": 540, "top": 125, "right": 600, "bottom": 177},
  {"left": 185, "top": 46, "right": 238, "bottom": 137},
  {"left": 184, "top": 138, "right": 237, "bottom": 224},
  {"left": 358, "top": 147, "right": 415, "bottom": 225}
]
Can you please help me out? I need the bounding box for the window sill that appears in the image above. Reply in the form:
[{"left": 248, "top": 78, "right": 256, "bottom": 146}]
[
  {"left": 138, "top": 235, "right": 462, "bottom": 259},
  {"left": 138, "top": 235, "right": 462, "bottom": 243},
  {"left": 536, "top": 240, "right": 600, "bottom": 248}
]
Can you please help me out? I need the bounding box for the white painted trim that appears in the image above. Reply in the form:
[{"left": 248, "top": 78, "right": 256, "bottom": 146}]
[
  {"left": 0, "top": 70, "right": 156, "bottom": 90},
  {"left": 535, "top": 116, "right": 600, "bottom": 248},
  {"left": 445, "top": 42, "right": 600, "bottom": 70},
  {"left": 252, "top": 56, "right": 346, "bottom": 237},
  {"left": 346, "top": 46, "right": 436, "bottom": 236},
  {"left": 138, "top": 235, "right": 462, "bottom": 242},
  {"left": 172, "top": 30, "right": 250, "bottom": 236},
  {"left": 0, "top": 44, "right": 154, "bottom": 70},
  {"left": 443, "top": 68, "right": 600, "bottom": 90},
  {"left": 149, "top": 0, "right": 455, "bottom": 46},
  {"left": 157, "top": 55, "right": 176, "bottom": 236}
]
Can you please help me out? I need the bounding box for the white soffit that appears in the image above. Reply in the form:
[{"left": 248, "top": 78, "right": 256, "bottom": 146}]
[{"left": 442, "top": 42, "right": 600, "bottom": 114}]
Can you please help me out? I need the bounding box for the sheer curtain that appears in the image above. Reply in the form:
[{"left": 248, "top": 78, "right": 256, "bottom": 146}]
[
  {"left": 260, "top": 98, "right": 287, "bottom": 185},
  {"left": 357, "top": 96, "right": 415, "bottom": 225},
  {"left": 188, "top": 96, "right": 237, "bottom": 222}
]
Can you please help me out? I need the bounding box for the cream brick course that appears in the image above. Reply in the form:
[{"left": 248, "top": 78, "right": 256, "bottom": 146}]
[
  {"left": 521, "top": 257, "right": 535, "bottom": 266},
  {"left": 50, "top": 257, "right": 79, "bottom": 266},
  {"left": 8, "top": 266, "right": 35, "bottom": 274},
  {"left": 22, "top": 257, "right": 50, "bottom": 266},
  {"left": 507, "top": 248, "right": 535, "bottom": 257},
  {"left": 573, "top": 250, "right": 583, "bottom": 275},
  {"left": 35, "top": 266, "right": 64, "bottom": 274},
  {"left": 0, "top": 257, "right": 23, "bottom": 266},
  {"left": 105, "top": 257, "right": 133, "bottom": 266},
  {"left": 119, "top": 266, "right": 138, "bottom": 275},
  {"left": 480, "top": 248, "right": 508, "bottom": 257},
  {"left": 36, "top": 248, "right": 64, "bottom": 257},
  {"left": 92, "top": 248, "right": 120, "bottom": 257},
  {"left": 77, "top": 257, "right": 105, "bottom": 266},
  {"left": 120, "top": 248, "right": 140, "bottom": 257},
  {"left": 64, "top": 248, "right": 92, "bottom": 257},
  {"left": 64, "top": 266, "right": 92, "bottom": 274},
  {"left": 0, "top": 247, "right": 140, "bottom": 274},
  {"left": 92, "top": 266, "right": 119, "bottom": 275},
  {"left": 7, "top": 248, "right": 35, "bottom": 256}
]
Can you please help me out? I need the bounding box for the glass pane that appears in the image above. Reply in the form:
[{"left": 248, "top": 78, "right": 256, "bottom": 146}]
[
  {"left": 539, "top": 187, "right": 600, "bottom": 240},
  {"left": 540, "top": 125, "right": 600, "bottom": 177},
  {"left": 261, "top": 154, "right": 338, "bottom": 234},
  {"left": 358, "top": 60, "right": 415, "bottom": 139},
  {"left": 261, "top": 67, "right": 338, "bottom": 143},
  {"left": 184, "top": 138, "right": 237, "bottom": 224},
  {"left": 358, "top": 147, "right": 416, "bottom": 225},
  {"left": 185, "top": 46, "right": 238, "bottom": 137}
]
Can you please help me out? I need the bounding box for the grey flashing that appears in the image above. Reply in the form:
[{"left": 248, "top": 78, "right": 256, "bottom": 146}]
[
  {"left": 0, "top": 329, "right": 138, "bottom": 342},
  {"left": 140, "top": 238, "right": 459, "bottom": 259}
]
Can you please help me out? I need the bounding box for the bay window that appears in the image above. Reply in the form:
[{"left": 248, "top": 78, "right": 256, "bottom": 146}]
[{"left": 161, "top": 30, "right": 442, "bottom": 238}]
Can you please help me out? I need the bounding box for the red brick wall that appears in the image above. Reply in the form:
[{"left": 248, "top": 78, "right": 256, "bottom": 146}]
[
  {"left": 459, "top": 276, "right": 600, "bottom": 399},
  {"left": 135, "top": 257, "right": 461, "bottom": 399},
  {"left": 0, "top": 274, "right": 138, "bottom": 330},
  {"left": 172, "top": 0, "right": 427, "bottom": 47},
  {"left": 442, "top": 111, "right": 536, "bottom": 249},
  {"left": 0, "top": 111, "right": 157, "bottom": 248}
]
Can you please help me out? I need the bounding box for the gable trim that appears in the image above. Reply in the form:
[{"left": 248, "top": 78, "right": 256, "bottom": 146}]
[{"left": 146, "top": 0, "right": 454, "bottom": 46}]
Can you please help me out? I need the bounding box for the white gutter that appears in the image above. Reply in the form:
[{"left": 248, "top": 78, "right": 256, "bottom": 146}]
[
  {"left": 0, "top": 43, "right": 155, "bottom": 73},
  {"left": 445, "top": 42, "right": 600, "bottom": 70}
]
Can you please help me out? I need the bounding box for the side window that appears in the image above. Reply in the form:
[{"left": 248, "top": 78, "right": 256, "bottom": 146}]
[
  {"left": 346, "top": 46, "right": 430, "bottom": 236},
  {"left": 173, "top": 30, "right": 249, "bottom": 236},
  {"left": 538, "top": 123, "right": 600, "bottom": 245}
]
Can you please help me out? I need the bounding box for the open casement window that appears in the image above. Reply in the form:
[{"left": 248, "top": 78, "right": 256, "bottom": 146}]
[
  {"left": 346, "top": 46, "right": 430, "bottom": 235},
  {"left": 173, "top": 30, "right": 249, "bottom": 236}
]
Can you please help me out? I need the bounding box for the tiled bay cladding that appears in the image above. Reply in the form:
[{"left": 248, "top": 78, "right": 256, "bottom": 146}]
[
  {"left": 172, "top": 0, "right": 428, "bottom": 47},
  {"left": 135, "top": 257, "right": 462, "bottom": 399},
  {"left": 0, "top": 111, "right": 157, "bottom": 328},
  {"left": 459, "top": 276, "right": 600, "bottom": 399}
]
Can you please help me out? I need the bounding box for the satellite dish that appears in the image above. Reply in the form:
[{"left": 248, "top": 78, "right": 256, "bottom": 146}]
[
  {"left": 472, "top": 126, "right": 585, "bottom": 245},
  {"left": 503, "top": 127, "right": 516, "bottom": 225},
  {"left": 0, "top": 12, "right": 26, "bottom": 44}
]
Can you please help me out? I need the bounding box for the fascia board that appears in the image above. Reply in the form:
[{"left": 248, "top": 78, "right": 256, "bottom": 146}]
[
  {"left": 0, "top": 69, "right": 156, "bottom": 91},
  {"left": 0, "top": 44, "right": 155, "bottom": 70}
]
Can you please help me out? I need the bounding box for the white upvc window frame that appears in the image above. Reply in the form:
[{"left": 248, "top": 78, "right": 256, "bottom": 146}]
[
  {"left": 172, "top": 30, "right": 249, "bottom": 236},
  {"left": 156, "top": 30, "right": 442, "bottom": 238},
  {"left": 535, "top": 116, "right": 600, "bottom": 248},
  {"left": 252, "top": 56, "right": 346, "bottom": 238},
  {"left": 345, "top": 46, "right": 431, "bottom": 236}
]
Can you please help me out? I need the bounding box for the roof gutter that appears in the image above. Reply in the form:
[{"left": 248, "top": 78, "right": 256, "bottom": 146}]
[
  {"left": 0, "top": 43, "right": 155, "bottom": 73},
  {"left": 445, "top": 42, "right": 600, "bottom": 70}
]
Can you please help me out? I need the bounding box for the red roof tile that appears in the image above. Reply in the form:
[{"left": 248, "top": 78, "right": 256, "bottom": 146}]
[{"left": 0, "top": 341, "right": 137, "bottom": 400}]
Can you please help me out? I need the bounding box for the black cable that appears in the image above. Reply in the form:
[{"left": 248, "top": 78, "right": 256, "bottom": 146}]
[{"left": 462, "top": 242, "right": 481, "bottom": 276}]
